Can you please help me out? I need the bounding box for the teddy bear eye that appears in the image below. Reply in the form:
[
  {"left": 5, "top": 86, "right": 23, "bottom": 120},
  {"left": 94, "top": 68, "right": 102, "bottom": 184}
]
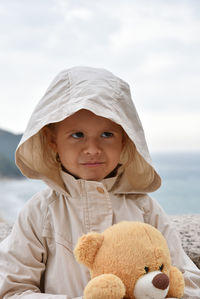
[
  {"left": 144, "top": 266, "right": 149, "bottom": 273},
  {"left": 159, "top": 264, "right": 164, "bottom": 271}
]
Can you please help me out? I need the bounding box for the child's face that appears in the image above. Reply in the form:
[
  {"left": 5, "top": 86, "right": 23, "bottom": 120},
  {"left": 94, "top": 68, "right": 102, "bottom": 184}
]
[{"left": 47, "top": 109, "right": 124, "bottom": 181}]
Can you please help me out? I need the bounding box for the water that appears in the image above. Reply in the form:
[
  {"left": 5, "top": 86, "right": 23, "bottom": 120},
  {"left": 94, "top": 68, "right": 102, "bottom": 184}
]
[
  {"left": 0, "top": 152, "right": 200, "bottom": 222},
  {"left": 0, "top": 179, "right": 46, "bottom": 222},
  {"left": 152, "top": 152, "right": 200, "bottom": 215}
]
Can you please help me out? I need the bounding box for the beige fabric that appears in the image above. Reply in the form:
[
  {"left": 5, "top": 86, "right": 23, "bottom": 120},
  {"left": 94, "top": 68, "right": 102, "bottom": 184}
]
[
  {"left": 0, "top": 66, "right": 199, "bottom": 298},
  {"left": 15, "top": 66, "right": 160, "bottom": 193},
  {"left": 0, "top": 171, "right": 200, "bottom": 298}
]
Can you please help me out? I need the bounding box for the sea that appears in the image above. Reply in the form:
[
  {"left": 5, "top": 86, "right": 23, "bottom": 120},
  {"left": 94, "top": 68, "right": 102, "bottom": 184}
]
[{"left": 0, "top": 152, "right": 200, "bottom": 223}]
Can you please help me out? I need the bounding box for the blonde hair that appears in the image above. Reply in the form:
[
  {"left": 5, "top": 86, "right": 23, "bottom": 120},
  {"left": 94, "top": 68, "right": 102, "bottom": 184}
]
[
  {"left": 120, "top": 131, "right": 136, "bottom": 168},
  {"left": 39, "top": 125, "right": 59, "bottom": 171}
]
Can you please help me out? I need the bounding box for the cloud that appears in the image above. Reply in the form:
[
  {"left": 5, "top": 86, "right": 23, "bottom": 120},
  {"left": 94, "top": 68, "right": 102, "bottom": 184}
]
[
  {"left": 141, "top": 111, "right": 200, "bottom": 152},
  {"left": 0, "top": 0, "right": 199, "bottom": 151}
]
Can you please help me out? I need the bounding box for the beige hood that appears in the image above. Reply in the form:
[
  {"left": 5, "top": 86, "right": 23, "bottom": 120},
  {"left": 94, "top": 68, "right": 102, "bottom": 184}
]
[{"left": 16, "top": 66, "right": 161, "bottom": 193}]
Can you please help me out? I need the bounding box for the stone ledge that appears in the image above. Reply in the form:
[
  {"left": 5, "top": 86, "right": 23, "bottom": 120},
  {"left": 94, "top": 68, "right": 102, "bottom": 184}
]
[
  {"left": 169, "top": 214, "right": 200, "bottom": 269},
  {"left": 0, "top": 215, "right": 200, "bottom": 269},
  {"left": 0, "top": 221, "right": 12, "bottom": 242}
]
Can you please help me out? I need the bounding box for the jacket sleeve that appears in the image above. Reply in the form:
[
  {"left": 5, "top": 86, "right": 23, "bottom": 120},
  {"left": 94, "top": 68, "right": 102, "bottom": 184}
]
[
  {"left": 142, "top": 195, "right": 200, "bottom": 299},
  {"left": 0, "top": 194, "right": 83, "bottom": 299}
]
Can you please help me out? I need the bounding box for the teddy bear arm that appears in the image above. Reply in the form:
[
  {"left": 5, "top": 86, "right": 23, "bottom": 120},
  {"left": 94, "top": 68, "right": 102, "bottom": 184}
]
[
  {"left": 84, "top": 274, "right": 126, "bottom": 299},
  {"left": 167, "top": 266, "right": 185, "bottom": 298}
]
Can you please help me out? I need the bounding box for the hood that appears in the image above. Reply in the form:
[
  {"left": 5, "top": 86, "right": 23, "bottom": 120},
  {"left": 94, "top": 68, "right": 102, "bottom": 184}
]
[{"left": 16, "top": 66, "right": 161, "bottom": 193}]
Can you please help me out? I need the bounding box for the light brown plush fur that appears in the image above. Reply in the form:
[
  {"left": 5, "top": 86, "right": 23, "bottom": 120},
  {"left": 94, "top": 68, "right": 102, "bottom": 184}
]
[{"left": 74, "top": 221, "right": 184, "bottom": 299}]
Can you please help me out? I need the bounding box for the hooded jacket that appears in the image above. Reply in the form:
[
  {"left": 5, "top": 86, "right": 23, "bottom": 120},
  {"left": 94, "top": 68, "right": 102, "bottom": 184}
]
[{"left": 0, "top": 66, "right": 199, "bottom": 298}]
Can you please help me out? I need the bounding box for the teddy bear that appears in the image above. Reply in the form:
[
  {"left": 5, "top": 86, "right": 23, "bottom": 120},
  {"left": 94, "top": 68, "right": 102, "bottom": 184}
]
[{"left": 74, "top": 221, "right": 184, "bottom": 299}]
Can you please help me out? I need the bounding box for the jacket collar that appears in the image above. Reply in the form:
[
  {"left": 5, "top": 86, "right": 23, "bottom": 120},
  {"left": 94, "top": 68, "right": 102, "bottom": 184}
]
[{"left": 60, "top": 170, "right": 120, "bottom": 198}]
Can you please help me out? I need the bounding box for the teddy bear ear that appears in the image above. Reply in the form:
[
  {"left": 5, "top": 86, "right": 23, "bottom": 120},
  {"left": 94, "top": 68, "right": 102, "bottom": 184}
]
[{"left": 73, "top": 232, "right": 104, "bottom": 269}]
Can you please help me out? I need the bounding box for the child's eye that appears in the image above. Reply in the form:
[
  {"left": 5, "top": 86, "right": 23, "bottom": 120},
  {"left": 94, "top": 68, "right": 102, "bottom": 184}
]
[
  {"left": 71, "top": 132, "right": 84, "bottom": 139},
  {"left": 101, "top": 132, "right": 113, "bottom": 138}
]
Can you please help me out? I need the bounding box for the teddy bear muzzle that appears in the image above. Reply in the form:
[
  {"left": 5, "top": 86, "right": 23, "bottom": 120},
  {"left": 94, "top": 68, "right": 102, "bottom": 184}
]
[{"left": 134, "top": 271, "right": 169, "bottom": 299}]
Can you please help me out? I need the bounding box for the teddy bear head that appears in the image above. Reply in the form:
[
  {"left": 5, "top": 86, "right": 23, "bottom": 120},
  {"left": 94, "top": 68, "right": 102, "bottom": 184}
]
[{"left": 74, "top": 221, "right": 184, "bottom": 299}]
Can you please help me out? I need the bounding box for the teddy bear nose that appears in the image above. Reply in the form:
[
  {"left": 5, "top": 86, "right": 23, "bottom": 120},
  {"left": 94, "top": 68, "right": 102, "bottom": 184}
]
[{"left": 152, "top": 273, "right": 169, "bottom": 290}]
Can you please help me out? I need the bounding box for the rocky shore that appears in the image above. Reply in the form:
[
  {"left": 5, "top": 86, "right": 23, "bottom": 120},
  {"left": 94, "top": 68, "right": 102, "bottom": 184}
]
[
  {"left": 169, "top": 214, "right": 200, "bottom": 269},
  {"left": 0, "top": 215, "right": 200, "bottom": 269}
]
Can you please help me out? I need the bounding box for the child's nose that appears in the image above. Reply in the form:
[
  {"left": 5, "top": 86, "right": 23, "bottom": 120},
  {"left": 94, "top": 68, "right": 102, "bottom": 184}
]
[{"left": 83, "top": 139, "right": 102, "bottom": 155}]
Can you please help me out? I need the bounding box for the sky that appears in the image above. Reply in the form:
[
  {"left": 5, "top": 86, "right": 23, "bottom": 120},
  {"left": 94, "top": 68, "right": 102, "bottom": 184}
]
[{"left": 0, "top": 0, "right": 200, "bottom": 152}]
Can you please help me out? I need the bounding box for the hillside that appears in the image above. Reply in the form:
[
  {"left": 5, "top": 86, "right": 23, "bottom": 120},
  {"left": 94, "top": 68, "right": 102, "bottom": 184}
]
[{"left": 0, "top": 129, "right": 23, "bottom": 178}]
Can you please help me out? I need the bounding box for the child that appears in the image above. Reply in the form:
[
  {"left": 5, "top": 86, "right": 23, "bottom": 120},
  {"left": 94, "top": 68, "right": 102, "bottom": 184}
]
[{"left": 0, "top": 66, "right": 199, "bottom": 298}]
